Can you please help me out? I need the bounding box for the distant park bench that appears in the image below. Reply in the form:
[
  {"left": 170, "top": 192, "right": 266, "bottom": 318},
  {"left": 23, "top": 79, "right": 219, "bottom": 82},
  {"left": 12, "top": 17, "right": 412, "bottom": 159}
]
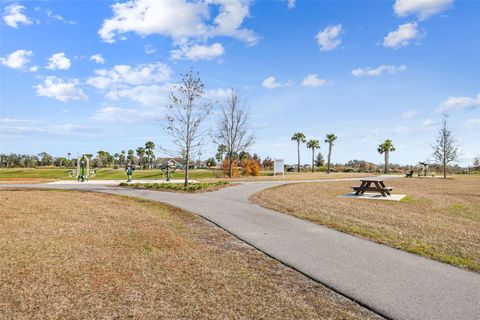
[{"left": 352, "top": 177, "right": 394, "bottom": 197}]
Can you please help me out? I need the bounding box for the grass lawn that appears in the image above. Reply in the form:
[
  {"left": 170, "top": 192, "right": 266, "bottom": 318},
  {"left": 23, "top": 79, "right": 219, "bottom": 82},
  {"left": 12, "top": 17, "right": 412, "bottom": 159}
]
[
  {"left": 0, "top": 189, "right": 381, "bottom": 319},
  {"left": 0, "top": 168, "right": 372, "bottom": 183},
  {"left": 0, "top": 168, "right": 217, "bottom": 181},
  {"left": 120, "top": 181, "right": 231, "bottom": 193},
  {"left": 252, "top": 176, "right": 480, "bottom": 272}
]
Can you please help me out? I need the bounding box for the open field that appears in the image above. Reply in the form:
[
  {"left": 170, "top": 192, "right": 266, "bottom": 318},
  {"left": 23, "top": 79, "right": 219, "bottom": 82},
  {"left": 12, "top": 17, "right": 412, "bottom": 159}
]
[
  {"left": 0, "top": 168, "right": 372, "bottom": 183},
  {"left": 0, "top": 189, "right": 381, "bottom": 319},
  {"left": 252, "top": 176, "right": 480, "bottom": 272},
  {"left": 0, "top": 168, "right": 217, "bottom": 181}
]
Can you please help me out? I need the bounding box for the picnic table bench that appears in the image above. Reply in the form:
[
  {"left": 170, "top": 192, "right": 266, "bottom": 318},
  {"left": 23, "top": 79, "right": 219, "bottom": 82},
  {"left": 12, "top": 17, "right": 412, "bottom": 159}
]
[{"left": 352, "top": 177, "right": 394, "bottom": 197}]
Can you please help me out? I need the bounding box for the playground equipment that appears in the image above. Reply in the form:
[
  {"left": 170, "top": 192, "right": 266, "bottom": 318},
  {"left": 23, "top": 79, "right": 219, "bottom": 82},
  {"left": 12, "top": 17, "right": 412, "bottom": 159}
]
[
  {"left": 69, "top": 155, "right": 96, "bottom": 182},
  {"left": 125, "top": 163, "right": 135, "bottom": 182},
  {"left": 418, "top": 162, "right": 429, "bottom": 177},
  {"left": 160, "top": 159, "right": 177, "bottom": 181}
]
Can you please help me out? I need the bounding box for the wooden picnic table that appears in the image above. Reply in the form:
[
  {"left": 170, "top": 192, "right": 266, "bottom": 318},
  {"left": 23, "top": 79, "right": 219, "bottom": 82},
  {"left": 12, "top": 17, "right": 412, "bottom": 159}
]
[{"left": 352, "top": 177, "right": 394, "bottom": 197}]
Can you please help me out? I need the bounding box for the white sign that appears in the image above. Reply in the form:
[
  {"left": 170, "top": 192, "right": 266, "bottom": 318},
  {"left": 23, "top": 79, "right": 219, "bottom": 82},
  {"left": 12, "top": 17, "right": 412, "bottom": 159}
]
[{"left": 273, "top": 159, "right": 284, "bottom": 179}]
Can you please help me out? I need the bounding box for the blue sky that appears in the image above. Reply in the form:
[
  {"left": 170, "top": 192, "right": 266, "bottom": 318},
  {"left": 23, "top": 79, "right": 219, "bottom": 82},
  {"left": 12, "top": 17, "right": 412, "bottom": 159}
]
[{"left": 1, "top": 0, "right": 479, "bottom": 166}]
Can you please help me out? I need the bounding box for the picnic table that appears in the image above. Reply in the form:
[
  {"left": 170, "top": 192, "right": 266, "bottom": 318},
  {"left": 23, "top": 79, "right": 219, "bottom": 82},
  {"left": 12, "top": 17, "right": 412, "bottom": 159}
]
[{"left": 352, "top": 177, "right": 394, "bottom": 197}]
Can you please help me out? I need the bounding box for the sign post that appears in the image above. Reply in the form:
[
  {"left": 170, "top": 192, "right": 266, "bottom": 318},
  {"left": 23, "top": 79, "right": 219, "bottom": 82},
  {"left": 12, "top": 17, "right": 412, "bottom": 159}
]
[{"left": 273, "top": 159, "right": 285, "bottom": 179}]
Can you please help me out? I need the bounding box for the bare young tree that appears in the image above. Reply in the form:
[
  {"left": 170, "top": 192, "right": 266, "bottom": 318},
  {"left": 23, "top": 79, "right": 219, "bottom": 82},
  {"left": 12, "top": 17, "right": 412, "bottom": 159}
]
[
  {"left": 165, "top": 71, "right": 213, "bottom": 186},
  {"left": 212, "top": 91, "right": 254, "bottom": 178},
  {"left": 433, "top": 114, "right": 459, "bottom": 178},
  {"left": 473, "top": 155, "right": 480, "bottom": 171}
]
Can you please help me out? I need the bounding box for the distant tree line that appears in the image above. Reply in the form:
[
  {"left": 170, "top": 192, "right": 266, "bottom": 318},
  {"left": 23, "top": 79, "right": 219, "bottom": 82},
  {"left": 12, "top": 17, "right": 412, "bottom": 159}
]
[
  {"left": 286, "top": 114, "right": 468, "bottom": 177},
  {"left": 0, "top": 141, "right": 158, "bottom": 169}
]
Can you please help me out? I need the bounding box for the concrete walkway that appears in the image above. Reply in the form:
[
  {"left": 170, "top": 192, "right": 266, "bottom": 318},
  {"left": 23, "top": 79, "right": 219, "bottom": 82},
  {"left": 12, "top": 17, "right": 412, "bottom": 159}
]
[{"left": 2, "top": 179, "right": 479, "bottom": 320}]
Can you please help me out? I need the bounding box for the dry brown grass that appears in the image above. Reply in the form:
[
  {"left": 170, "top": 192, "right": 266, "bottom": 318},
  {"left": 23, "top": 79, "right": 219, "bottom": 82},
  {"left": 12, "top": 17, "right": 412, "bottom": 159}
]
[
  {"left": 252, "top": 176, "right": 480, "bottom": 272},
  {"left": 0, "top": 178, "right": 54, "bottom": 184},
  {"left": 0, "top": 189, "right": 382, "bottom": 319}
]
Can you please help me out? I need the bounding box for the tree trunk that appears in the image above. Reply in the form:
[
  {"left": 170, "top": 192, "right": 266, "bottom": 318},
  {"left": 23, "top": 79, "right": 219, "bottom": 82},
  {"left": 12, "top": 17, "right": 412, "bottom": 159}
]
[
  {"left": 327, "top": 144, "right": 332, "bottom": 174},
  {"left": 311, "top": 149, "right": 315, "bottom": 172},
  {"left": 443, "top": 132, "right": 447, "bottom": 178},
  {"left": 384, "top": 152, "right": 389, "bottom": 174},
  {"left": 229, "top": 157, "right": 233, "bottom": 178},
  {"left": 443, "top": 158, "right": 447, "bottom": 179},
  {"left": 184, "top": 154, "right": 189, "bottom": 187},
  {"left": 297, "top": 142, "right": 300, "bottom": 173}
]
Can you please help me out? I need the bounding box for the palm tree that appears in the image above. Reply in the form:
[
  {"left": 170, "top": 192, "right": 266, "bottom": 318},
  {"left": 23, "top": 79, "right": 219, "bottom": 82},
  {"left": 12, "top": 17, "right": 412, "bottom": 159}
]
[
  {"left": 127, "top": 149, "right": 135, "bottom": 164},
  {"left": 377, "top": 139, "right": 395, "bottom": 174},
  {"left": 67, "top": 152, "right": 71, "bottom": 167},
  {"left": 324, "top": 134, "right": 337, "bottom": 174},
  {"left": 291, "top": 132, "right": 306, "bottom": 172},
  {"left": 113, "top": 153, "right": 119, "bottom": 166},
  {"left": 97, "top": 150, "right": 107, "bottom": 168},
  {"left": 120, "top": 150, "right": 126, "bottom": 166},
  {"left": 136, "top": 147, "right": 145, "bottom": 169},
  {"left": 145, "top": 141, "right": 155, "bottom": 169},
  {"left": 306, "top": 139, "right": 320, "bottom": 172}
]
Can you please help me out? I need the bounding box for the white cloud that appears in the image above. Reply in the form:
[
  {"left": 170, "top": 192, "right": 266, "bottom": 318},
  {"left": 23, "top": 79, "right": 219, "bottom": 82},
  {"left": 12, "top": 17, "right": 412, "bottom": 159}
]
[
  {"left": 89, "top": 54, "right": 105, "bottom": 64},
  {"left": 3, "top": 4, "right": 32, "bottom": 28},
  {"left": 29, "top": 65, "right": 39, "bottom": 72},
  {"left": 98, "top": 0, "right": 258, "bottom": 49},
  {"left": 316, "top": 24, "right": 342, "bottom": 51},
  {"left": 1, "top": 120, "right": 99, "bottom": 136},
  {"left": 205, "top": 88, "right": 233, "bottom": 100},
  {"left": 92, "top": 107, "right": 155, "bottom": 123},
  {"left": 464, "top": 118, "right": 480, "bottom": 129},
  {"left": 88, "top": 62, "right": 172, "bottom": 110},
  {"left": 44, "top": 8, "right": 76, "bottom": 24},
  {"left": 437, "top": 93, "right": 480, "bottom": 113},
  {"left": 383, "top": 22, "right": 420, "bottom": 48},
  {"left": 0, "top": 118, "right": 38, "bottom": 125},
  {"left": 105, "top": 84, "right": 170, "bottom": 108},
  {"left": 422, "top": 118, "right": 435, "bottom": 127},
  {"left": 401, "top": 110, "right": 419, "bottom": 119},
  {"left": 41, "top": 124, "right": 95, "bottom": 135},
  {"left": 393, "top": 117, "right": 436, "bottom": 134},
  {"left": 302, "top": 74, "right": 327, "bottom": 87},
  {"left": 0, "top": 49, "right": 33, "bottom": 69},
  {"left": 287, "top": 0, "right": 296, "bottom": 9},
  {"left": 170, "top": 43, "right": 224, "bottom": 60},
  {"left": 87, "top": 62, "right": 171, "bottom": 90},
  {"left": 47, "top": 52, "right": 71, "bottom": 70},
  {"left": 262, "top": 76, "right": 283, "bottom": 89},
  {"left": 35, "top": 76, "right": 87, "bottom": 102},
  {"left": 145, "top": 44, "right": 156, "bottom": 55},
  {"left": 92, "top": 64, "right": 170, "bottom": 90},
  {"left": 352, "top": 64, "right": 407, "bottom": 77},
  {"left": 394, "top": 0, "right": 453, "bottom": 20}
]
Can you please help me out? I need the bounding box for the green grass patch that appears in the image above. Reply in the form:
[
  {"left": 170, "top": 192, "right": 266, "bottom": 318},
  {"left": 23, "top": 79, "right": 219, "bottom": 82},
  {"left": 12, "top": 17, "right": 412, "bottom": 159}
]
[
  {"left": 399, "top": 195, "right": 412, "bottom": 203},
  {"left": 447, "top": 203, "right": 480, "bottom": 222},
  {"left": 119, "top": 181, "right": 230, "bottom": 193},
  {"left": 0, "top": 168, "right": 217, "bottom": 180}
]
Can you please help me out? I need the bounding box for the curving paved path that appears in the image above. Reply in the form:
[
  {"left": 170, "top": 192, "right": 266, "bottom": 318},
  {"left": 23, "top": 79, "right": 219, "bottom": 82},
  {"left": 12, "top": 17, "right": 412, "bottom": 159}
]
[{"left": 2, "top": 179, "right": 480, "bottom": 320}]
